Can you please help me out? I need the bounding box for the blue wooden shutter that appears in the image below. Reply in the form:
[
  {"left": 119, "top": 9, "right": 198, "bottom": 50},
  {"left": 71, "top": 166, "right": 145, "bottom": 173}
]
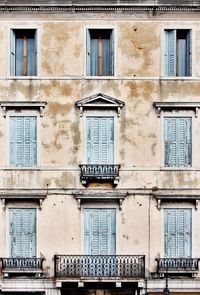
[
  {"left": 178, "top": 38, "right": 186, "bottom": 76},
  {"left": 164, "top": 209, "right": 192, "bottom": 258},
  {"left": 164, "top": 118, "right": 177, "bottom": 166},
  {"left": 84, "top": 209, "right": 116, "bottom": 255},
  {"left": 10, "top": 116, "right": 37, "bottom": 167},
  {"left": 87, "top": 117, "right": 114, "bottom": 164},
  {"left": 165, "top": 29, "right": 176, "bottom": 76},
  {"left": 186, "top": 30, "right": 192, "bottom": 76},
  {"left": 86, "top": 29, "right": 91, "bottom": 76},
  {"left": 27, "top": 30, "right": 36, "bottom": 76},
  {"left": 10, "top": 29, "right": 16, "bottom": 76},
  {"left": 9, "top": 209, "right": 36, "bottom": 257},
  {"left": 90, "top": 36, "right": 98, "bottom": 76},
  {"left": 110, "top": 30, "right": 114, "bottom": 76},
  {"left": 178, "top": 117, "right": 192, "bottom": 167},
  {"left": 102, "top": 38, "right": 110, "bottom": 76},
  {"left": 15, "top": 35, "right": 24, "bottom": 76}
]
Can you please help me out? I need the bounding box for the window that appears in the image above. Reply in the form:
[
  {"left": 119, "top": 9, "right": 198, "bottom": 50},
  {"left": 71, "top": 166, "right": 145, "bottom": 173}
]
[
  {"left": 86, "top": 29, "right": 114, "bottom": 76},
  {"left": 10, "top": 29, "right": 37, "bottom": 76},
  {"left": 86, "top": 116, "right": 114, "bottom": 164},
  {"left": 164, "top": 29, "right": 192, "bottom": 76},
  {"left": 84, "top": 208, "right": 116, "bottom": 255},
  {"left": 164, "top": 209, "right": 192, "bottom": 257},
  {"left": 164, "top": 117, "right": 192, "bottom": 167},
  {"left": 9, "top": 208, "right": 36, "bottom": 257},
  {"left": 10, "top": 116, "right": 37, "bottom": 167}
]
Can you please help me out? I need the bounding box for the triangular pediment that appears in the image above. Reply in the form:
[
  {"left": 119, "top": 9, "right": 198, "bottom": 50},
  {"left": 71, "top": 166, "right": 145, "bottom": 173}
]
[{"left": 76, "top": 93, "right": 125, "bottom": 109}]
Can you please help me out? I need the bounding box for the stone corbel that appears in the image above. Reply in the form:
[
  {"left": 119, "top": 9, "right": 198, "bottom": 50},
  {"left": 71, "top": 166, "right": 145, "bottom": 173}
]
[
  {"left": 2, "top": 198, "right": 5, "bottom": 210},
  {"left": 195, "top": 107, "right": 199, "bottom": 118}
]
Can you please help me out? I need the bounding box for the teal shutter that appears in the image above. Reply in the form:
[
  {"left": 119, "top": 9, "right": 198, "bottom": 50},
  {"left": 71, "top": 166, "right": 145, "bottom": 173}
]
[
  {"left": 27, "top": 30, "right": 36, "bottom": 76},
  {"left": 164, "top": 209, "right": 192, "bottom": 258},
  {"left": 164, "top": 117, "right": 192, "bottom": 167},
  {"left": 110, "top": 30, "right": 114, "bottom": 76},
  {"left": 10, "top": 29, "right": 16, "bottom": 76},
  {"left": 186, "top": 30, "right": 192, "bottom": 76},
  {"left": 10, "top": 116, "right": 37, "bottom": 167},
  {"left": 102, "top": 38, "right": 110, "bottom": 76},
  {"left": 90, "top": 37, "right": 98, "bottom": 76},
  {"left": 165, "top": 29, "right": 176, "bottom": 76},
  {"left": 178, "top": 38, "right": 186, "bottom": 76},
  {"left": 15, "top": 35, "right": 24, "bottom": 76},
  {"left": 86, "top": 29, "right": 91, "bottom": 75},
  {"left": 84, "top": 209, "right": 116, "bottom": 255},
  {"left": 86, "top": 117, "right": 114, "bottom": 164},
  {"left": 10, "top": 209, "right": 36, "bottom": 257}
]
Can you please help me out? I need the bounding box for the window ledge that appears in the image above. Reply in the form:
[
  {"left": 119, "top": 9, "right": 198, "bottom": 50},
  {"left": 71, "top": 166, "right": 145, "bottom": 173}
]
[
  {"left": 154, "top": 102, "right": 200, "bottom": 117},
  {"left": 153, "top": 193, "right": 200, "bottom": 210},
  {"left": 0, "top": 101, "right": 47, "bottom": 117}
]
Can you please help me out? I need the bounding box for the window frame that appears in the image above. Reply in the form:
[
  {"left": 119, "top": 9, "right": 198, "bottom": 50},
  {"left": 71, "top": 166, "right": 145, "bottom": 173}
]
[
  {"left": 8, "top": 25, "right": 39, "bottom": 78},
  {"left": 6, "top": 109, "right": 41, "bottom": 168},
  {"left": 84, "top": 26, "right": 117, "bottom": 78},
  {"left": 161, "top": 26, "right": 195, "bottom": 78},
  {"left": 160, "top": 110, "right": 195, "bottom": 169}
]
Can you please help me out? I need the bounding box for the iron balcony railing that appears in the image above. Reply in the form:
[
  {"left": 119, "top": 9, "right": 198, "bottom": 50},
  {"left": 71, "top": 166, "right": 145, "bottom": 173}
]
[
  {"left": 80, "top": 164, "right": 120, "bottom": 184},
  {"left": 0, "top": 257, "right": 44, "bottom": 271},
  {"left": 55, "top": 255, "right": 145, "bottom": 278},
  {"left": 156, "top": 258, "right": 200, "bottom": 273}
]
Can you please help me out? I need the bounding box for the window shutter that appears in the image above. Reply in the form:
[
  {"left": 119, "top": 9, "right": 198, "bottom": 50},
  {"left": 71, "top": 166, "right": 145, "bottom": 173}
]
[
  {"left": 15, "top": 36, "right": 24, "bottom": 76},
  {"left": 110, "top": 30, "right": 114, "bottom": 76},
  {"left": 86, "top": 29, "right": 91, "bottom": 76},
  {"left": 27, "top": 31, "right": 36, "bottom": 76},
  {"left": 178, "top": 117, "right": 192, "bottom": 167},
  {"left": 177, "top": 209, "right": 192, "bottom": 257},
  {"left": 10, "top": 29, "right": 16, "bottom": 76},
  {"left": 102, "top": 38, "right": 110, "bottom": 76},
  {"left": 24, "top": 117, "right": 37, "bottom": 166},
  {"left": 84, "top": 209, "right": 116, "bottom": 255},
  {"left": 164, "top": 209, "right": 177, "bottom": 257},
  {"left": 165, "top": 30, "right": 176, "bottom": 76},
  {"left": 186, "top": 30, "right": 192, "bottom": 76},
  {"left": 10, "top": 209, "right": 22, "bottom": 257},
  {"left": 164, "top": 118, "right": 177, "bottom": 166},
  {"left": 22, "top": 209, "right": 36, "bottom": 257},
  {"left": 90, "top": 37, "right": 98, "bottom": 76},
  {"left": 91, "top": 117, "right": 100, "bottom": 164}
]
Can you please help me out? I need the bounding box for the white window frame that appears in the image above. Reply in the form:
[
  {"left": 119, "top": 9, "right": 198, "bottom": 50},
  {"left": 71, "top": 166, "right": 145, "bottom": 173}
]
[
  {"left": 161, "top": 25, "right": 195, "bottom": 78},
  {"left": 160, "top": 110, "right": 195, "bottom": 169},
  {"left": 84, "top": 25, "right": 117, "bottom": 78},
  {"left": 6, "top": 109, "right": 41, "bottom": 168},
  {"left": 82, "top": 109, "right": 118, "bottom": 164},
  {"left": 7, "top": 25, "right": 40, "bottom": 78}
]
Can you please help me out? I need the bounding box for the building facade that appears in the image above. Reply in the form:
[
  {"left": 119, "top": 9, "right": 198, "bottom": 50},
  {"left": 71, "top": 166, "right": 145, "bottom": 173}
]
[{"left": 0, "top": 0, "right": 200, "bottom": 294}]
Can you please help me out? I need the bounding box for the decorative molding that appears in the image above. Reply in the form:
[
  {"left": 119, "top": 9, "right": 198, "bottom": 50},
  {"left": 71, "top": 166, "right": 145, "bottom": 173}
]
[
  {"left": 76, "top": 93, "right": 125, "bottom": 117},
  {"left": 154, "top": 102, "right": 200, "bottom": 117},
  {"left": 0, "top": 101, "right": 47, "bottom": 117},
  {"left": 0, "top": 193, "right": 46, "bottom": 210},
  {"left": 74, "top": 192, "right": 127, "bottom": 210},
  {"left": 153, "top": 193, "right": 200, "bottom": 210}
]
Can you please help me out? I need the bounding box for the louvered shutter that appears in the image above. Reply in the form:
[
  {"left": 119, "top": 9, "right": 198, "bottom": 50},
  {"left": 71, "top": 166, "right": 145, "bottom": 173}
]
[
  {"left": 164, "top": 209, "right": 192, "bottom": 258},
  {"left": 86, "top": 117, "right": 114, "bottom": 164},
  {"left": 90, "top": 36, "right": 98, "bottom": 76},
  {"left": 10, "top": 116, "right": 37, "bottom": 167},
  {"left": 15, "top": 35, "right": 24, "bottom": 76},
  {"left": 178, "top": 117, "right": 192, "bottom": 167},
  {"left": 186, "top": 30, "right": 192, "bottom": 76},
  {"left": 110, "top": 30, "right": 114, "bottom": 76},
  {"left": 9, "top": 209, "right": 36, "bottom": 257},
  {"left": 86, "top": 29, "right": 91, "bottom": 76},
  {"left": 84, "top": 209, "right": 116, "bottom": 255},
  {"left": 27, "top": 31, "right": 36, "bottom": 76},
  {"left": 164, "top": 118, "right": 177, "bottom": 166},
  {"left": 10, "top": 29, "right": 16, "bottom": 76},
  {"left": 165, "top": 30, "right": 176, "bottom": 76},
  {"left": 102, "top": 38, "right": 110, "bottom": 76}
]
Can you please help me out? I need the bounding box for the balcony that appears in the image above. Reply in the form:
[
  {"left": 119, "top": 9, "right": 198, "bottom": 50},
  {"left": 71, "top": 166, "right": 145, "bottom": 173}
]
[
  {"left": 80, "top": 164, "right": 120, "bottom": 185},
  {"left": 55, "top": 255, "right": 145, "bottom": 279},
  {"left": 0, "top": 257, "right": 44, "bottom": 277},
  {"left": 156, "top": 258, "right": 200, "bottom": 276}
]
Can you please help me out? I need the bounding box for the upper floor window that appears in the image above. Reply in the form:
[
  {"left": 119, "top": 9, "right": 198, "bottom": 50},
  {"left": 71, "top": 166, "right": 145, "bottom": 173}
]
[
  {"left": 87, "top": 116, "right": 114, "bottom": 164},
  {"left": 86, "top": 29, "right": 114, "bottom": 76},
  {"left": 10, "top": 116, "right": 37, "bottom": 167},
  {"left": 10, "top": 29, "right": 37, "bottom": 76},
  {"left": 164, "top": 29, "right": 192, "bottom": 76},
  {"left": 164, "top": 117, "right": 192, "bottom": 167}
]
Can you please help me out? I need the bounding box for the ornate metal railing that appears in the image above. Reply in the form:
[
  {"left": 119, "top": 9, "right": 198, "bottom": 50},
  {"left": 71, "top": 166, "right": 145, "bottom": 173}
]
[
  {"left": 80, "top": 164, "right": 120, "bottom": 184},
  {"left": 0, "top": 257, "right": 44, "bottom": 271},
  {"left": 156, "top": 258, "right": 200, "bottom": 273},
  {"left": 55, "top": 255, "right": 145, "bottom": 278}
]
